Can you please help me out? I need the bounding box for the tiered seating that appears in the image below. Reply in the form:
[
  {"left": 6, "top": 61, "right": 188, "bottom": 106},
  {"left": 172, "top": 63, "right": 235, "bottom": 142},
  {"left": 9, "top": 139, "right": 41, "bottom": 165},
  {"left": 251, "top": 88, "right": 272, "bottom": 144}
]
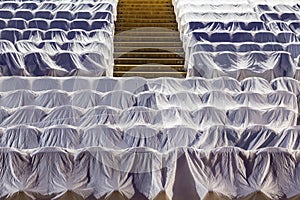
[
  {"left": 0, "top": 76, "right": 298, "bottom": 130},
  {"left": 173, "top": 0, "right": 300, "bottom": 80},
  {"left": 0, "top": 76, "right": 299, "bottom": 199},
  {"left": 0, "top": 0, "right": 117, "bottom": 76},
  {"left": 0, "top": 0, "right": 300, "bottom": 198}
]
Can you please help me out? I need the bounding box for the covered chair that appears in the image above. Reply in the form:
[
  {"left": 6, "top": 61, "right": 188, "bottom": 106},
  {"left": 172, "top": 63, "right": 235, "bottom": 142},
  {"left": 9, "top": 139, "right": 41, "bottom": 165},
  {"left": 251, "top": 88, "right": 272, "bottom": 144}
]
[
  {"left": 232, "top": 32, "right": 253, "bottom": 42},
  {"left": 273, "top": 126, "right": 300, "bottom": 149},
  {"left": 100, "top": 90, "right": 136, "bottom": 109},
  {"left": 40, "top": 125, "right": 80, "bottom": 149},
  {"left": 263, "top": 107, "right": 297, "bottom": 132},
  {"left": 118, "top": 107, "right": 157, "bottom": 128},
  {"left": 34, "top": 90, "right": 70, "bottom": 108},
  {"left": 15, "top": 40, "right": 39, "bottom": 54},
  {"left": 0, "top": 10, "right": 13, "bottom": 19},
  {"left": 55, "top": 11, "right": 73, "bottom": 21},
  {"left": 24, "top": 52, "right": 69, "bottom": 76},
  {"left": 1, "top": 125, "right": 40, "bottom": 149},
  {"left": 0, "top": 52, "right": 27, "bottom": 76},
  {"left": 0, "top": 40, "right": 15, "bottom": 52},
  {"left": 0, "top": 106, "right": 47, "bottom": 128},
  {"left": 137, "top": 91, "right": 168, "bottom": 109},
  {"left": 202, "top": 90, "right": 236, "bottom": 110},
  {"left": 0, "top": 148, "right": 32, "bottom": 199},
  {"left": 241, "top": 77, "right": 273, "bottom": 93},
  {"left": 162, "top": 125, "right": 202, "bottom": 151},
  {"left": 23, "top": 29, "right": 44, "bottom": 42},
  {"left": 123, "top": 125, "right": 164, "bottom": 150},
  {"left": 286, "top": 43, "right": 300, "bottom": 59},
  {"left": 50, "top": 19, "right": 70, "bottom": 31},
  {"left": 0, "top": 77, "right": 31, "bottom": 92},
  {"left": 61, "top": 77, "right": 92, "bottom": 92},
  {"left": 0, "top": 90, "right": 36, "bottom": 108},
  {"left": 184, "top": 147, "right": 246, "bottom": 200},
  {"left": 80, "top": 125, "right": 125, "bottom": 149},
  {"left": 117, "top": 77, "right": 148, "bottom": 94},
  {"left": 215, "top": 43, "right": 237, "bottom": 52},
  {"left": 7, "top": 19, "right": 27, "bottom": 30},
  {"left": 32, "top": 77, "right": 61, "bottom": 91},
  {"left": 27, "top": 147, "right": 76, "bottom": 198},
  {"left": 227, "top": 107, "right": 263, "bottom": 128},
  {"left": 70, "top": 90, "right": 102, "bottom": 108},
  {"left": 237, "top": 125, "right": 278, "bottom": 150},
  {"left": 78, "top": 106, "right": 119, "bottom": 127},
  {"left": 79, "top": 52, "right": 107, "bottom": 76},
  {"left": 192, "top": 107, "right": 228, "bottom": 129},
  {"left": 54, "top": 52, "right": 82, "bottom": 75},
  {"left": 1, "top": 29, "right": 22, "bottom": 43},
  {"left": 271, "top": 77, "right": 300, "bottom": 97},
  {"left": 73, "top": 147, "right": 135, "bottom": 199},
  {"left": 34, "top": 10, "right": 53, "bottom": 20},
  {"left": 40, "top": 105, "right": 83, "bottom": 128},
  {"left": 233, "top": 92, "right": 269, "bottom": 109},
  {"left": 238, "top": 43, "right": 261, "bottom": 52},
  {"left": 168, "top": 91, "right": 203, "bottom": 110},
  {"left": 15, "top": 10, "right": 34, "bottom": 20},
  {"left": 197, "top": 125, "right": 238, "bottom": 149},
  {"left": 28, "top": 19, "right": 49, "bottom": 30},
  {"left": 210, "top": 77, "right": 241, "bottom": 93}
]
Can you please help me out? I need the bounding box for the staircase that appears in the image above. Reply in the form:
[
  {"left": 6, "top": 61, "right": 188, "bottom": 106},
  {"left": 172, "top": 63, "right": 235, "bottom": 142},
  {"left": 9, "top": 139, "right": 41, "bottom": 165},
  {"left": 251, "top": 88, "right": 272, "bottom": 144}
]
[{"left": 114, "top": 0, "right": 186, "bottom": 78}]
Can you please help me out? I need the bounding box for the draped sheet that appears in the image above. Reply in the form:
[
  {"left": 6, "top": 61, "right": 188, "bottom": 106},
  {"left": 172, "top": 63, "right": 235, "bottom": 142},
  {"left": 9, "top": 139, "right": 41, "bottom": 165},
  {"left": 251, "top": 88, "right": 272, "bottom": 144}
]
[
  {"left": 188, "top": 51, "right": 296, "bottom": 81},
  {"left": 2, "top": 124, "right": 300, "bottom": 151},
  {"left": 1, "top": 76, "right": 299, "bottom": 94},
  {"left": 0, "top": 89, "right": 297, "bottom": 112},
  {"left": 0, "top": 0, "right": 117, "bottom": 77},
  {"left": 0, "top": 105, "right": 296, "bottom": 132},
  {"left": 1, "top": 147, "right": 300, "bottom": 199},
  {"left": 173, "top": 0, "right": 300, "bottom": 79}
]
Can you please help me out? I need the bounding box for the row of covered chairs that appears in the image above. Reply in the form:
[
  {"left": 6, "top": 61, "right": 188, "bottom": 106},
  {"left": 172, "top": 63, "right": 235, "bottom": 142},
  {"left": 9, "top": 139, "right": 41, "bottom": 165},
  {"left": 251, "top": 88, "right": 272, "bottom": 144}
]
[
  {"left": 13, "top": 40, "right": 112, "bottom": 57},
  {"left": 188, "top": 42, "right": 300, "bottom": 59},
  {"left": 260, "top": 12, "right": 300, "bottom": 22},
  {"left": 0, "top": 89, "right": 296, "bottom": 111},
  {"left": 0, "top": 29, "right": 112, "bottom": 43},
  {"left": 0, "top": 146, "right": 300, "bottom": 200},
  {"left": 185, "top": 21, "right": 300, "bottom": 34},
  {"left": 0, "top": 10, "right": 112, "bottom": 21},
  {"left": 188, "top": 51, "right": 295, "bottom": 80},
  {"left": 0, "top": 76, "right": 298, "bottom": 95},
  {"left": 2, "top": 124, "right": 300, "bottom": 150},
  {"left": 185, "top": 21, "right": 268, "bottom": 34},
  {"left": 0, "top": 51, "right": 110, "bottom": 76},
  {"left": 254, "top": 3, "right": 300, "bottom": 13},
  {"left": 188, "top": 31, "right": 298, "bottom": 44},
  {"left": 0, "top": 105, "right": 296, "bottom": 131},
  {"left": 175, "top": 4, "right": 254, "bottom": 19},
  {"left": 0, "top": 19, "right": 111, "bottom": 32},
  {"left": 179, "top": 12, "right": 260, "bottom": 32},
  {"left": 0, "top": 2, "right": 113, "bottom": 11}
]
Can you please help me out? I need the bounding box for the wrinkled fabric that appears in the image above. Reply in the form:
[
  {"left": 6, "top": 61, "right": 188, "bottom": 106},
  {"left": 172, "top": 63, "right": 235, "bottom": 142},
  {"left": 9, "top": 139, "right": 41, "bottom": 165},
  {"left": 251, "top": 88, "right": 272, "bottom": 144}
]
[
  {"left": 0, "top": 147, "right": 300, "bottom": 199},
  {"left": 0, "top": 0, "right": 116, "bottom": 77},
  {"left": 173, "top": 0, "right": 300, "bottom": 79}
]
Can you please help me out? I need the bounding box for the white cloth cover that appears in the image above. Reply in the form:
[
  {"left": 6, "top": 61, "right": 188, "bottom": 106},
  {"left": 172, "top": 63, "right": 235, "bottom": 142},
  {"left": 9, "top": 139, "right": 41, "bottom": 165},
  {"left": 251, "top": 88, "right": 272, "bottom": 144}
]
[
  {"left": 173, "top": 0, "right": 300, "bottom": 79},
  {"left": 0, "top": 0, "right": 117, "bottom": 77},
  {"left": 0, "top": 147, "right": 300, "bottom": 199}
]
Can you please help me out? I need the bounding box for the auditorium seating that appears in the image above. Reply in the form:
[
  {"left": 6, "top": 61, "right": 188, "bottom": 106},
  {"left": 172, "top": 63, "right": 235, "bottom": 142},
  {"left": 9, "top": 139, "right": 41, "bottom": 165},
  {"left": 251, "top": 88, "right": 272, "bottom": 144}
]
[
  {"left": 0, "top": 0, "right": 300, "bottom": 199},
  {"left": 0, "top": 77, "right": 297, "bottom": 133},
  {"left": 0, "top": 0, "right": 116, "bottom": 77},
  {"left": 173, "top": 0, "right": 300, "bottom": 80}
]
